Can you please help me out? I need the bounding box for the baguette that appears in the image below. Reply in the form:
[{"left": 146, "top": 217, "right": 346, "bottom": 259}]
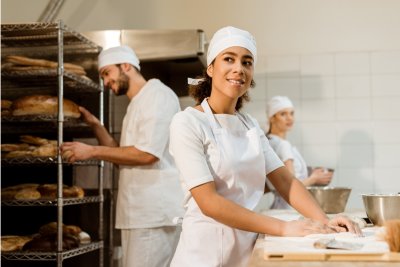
[
  {"left": 12, "top": 95, "right": 81, "bottom": 118},
  {"left": 5, "top": 55, "right": 86, "bottom": 75}
]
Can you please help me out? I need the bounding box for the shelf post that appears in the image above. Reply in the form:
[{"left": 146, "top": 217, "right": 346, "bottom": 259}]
[{"left": 57, "top": 19, "right": 65, "bottom": 267}]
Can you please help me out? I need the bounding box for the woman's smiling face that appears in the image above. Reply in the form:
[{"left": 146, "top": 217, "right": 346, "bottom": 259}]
[{"left": 207, "top": 46, "right": 254, "bottom": 101}]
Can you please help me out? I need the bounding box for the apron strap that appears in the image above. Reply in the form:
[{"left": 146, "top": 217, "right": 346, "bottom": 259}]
[
  {"left": 235, "top": 112, "right": 254, "bottom": 130},
  {"left": 201, "top": 98, "right": 221, "bottom": 130},
  {"left": 201, "top": 98, "right": 256, "bottom": 130}
]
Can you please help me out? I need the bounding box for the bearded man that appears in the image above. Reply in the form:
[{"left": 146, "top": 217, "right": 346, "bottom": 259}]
[{"left": 61, "top": 46, "right": 184, "bottom": 267}]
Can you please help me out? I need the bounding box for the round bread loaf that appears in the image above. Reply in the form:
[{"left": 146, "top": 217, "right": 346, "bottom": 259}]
[
  {"left": 14, "top": 188, "right": 41, "bottom": 200},
  {"left": 22, "top": 233, "right": 80, "bottom": 251},
  {"left": 11, "top": 95, "right": 81, "bottom": 118}
]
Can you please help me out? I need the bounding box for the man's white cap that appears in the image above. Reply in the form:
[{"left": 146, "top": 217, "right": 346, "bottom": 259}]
[
  {"left": 267, "top": 96, "right": 294, "bottom": 118},
  {"left": 207, "top": 26, "right": 257, "bottom": 66},
  {"left": 98, "top": 45, "right": 140, "bottom": 71}
]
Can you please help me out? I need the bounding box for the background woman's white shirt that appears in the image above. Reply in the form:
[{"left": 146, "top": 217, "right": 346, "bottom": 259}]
[{"left": 267, "top": 134, "right": 308, "bottom": 180}]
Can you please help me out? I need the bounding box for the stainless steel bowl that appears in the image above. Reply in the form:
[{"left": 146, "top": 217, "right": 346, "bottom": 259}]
[
  {"left": 362, "top": 194, "right": 400, "bottom": 226},
  {"left": 307, "top": 187, "right": 351, "bottom": 214}
]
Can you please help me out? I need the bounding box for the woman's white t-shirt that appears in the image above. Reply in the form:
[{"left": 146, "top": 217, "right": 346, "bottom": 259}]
[{"left": 170, "top": 107, "right": 283, "bottom": 207}]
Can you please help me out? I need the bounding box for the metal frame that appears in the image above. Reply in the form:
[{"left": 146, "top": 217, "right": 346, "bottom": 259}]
[
  {"left": 2, "top": 196, "right": 102, "bottom": 207},
  {"left": 2, "top": 241, "right": 104, "bottom": 261},
  {"left": 1, "top": 21, "right": 104, "bottom": 267}
]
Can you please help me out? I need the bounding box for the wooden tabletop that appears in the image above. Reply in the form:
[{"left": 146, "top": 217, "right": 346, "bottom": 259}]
[{"left": 248, "top": 235, "right": 399, "bottom": 267}]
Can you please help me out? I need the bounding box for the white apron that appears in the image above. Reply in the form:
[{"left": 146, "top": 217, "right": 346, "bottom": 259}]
[{"left": 171, "top": 99, "right": 266, "bottom": 267}]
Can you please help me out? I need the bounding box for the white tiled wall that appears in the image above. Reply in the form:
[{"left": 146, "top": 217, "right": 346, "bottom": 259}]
[
  {"left": 246, "top": 50, "right": 400, "bottom": 210},
  {"left": 110, "top": 50, "right": 400, "bottom": 211}
]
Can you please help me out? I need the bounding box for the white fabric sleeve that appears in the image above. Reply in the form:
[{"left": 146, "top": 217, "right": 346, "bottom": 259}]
[
  {"left": 275, "top": 140, "right": 294, "bottom": 163},
  {"left": 248, "top": 116, "right": 284, "bottom": 174},
  {"left": 248, "top": 116, "right": 284, "bottom": 190},
  {"left": 260, "top": 134, "right": 284, "bottom": 174},
  {"left": 169, "top": 112, "right": 214, "bottom": 191},
  {"left": 134, "top": 90, "right": 178, "bottom": 159}
]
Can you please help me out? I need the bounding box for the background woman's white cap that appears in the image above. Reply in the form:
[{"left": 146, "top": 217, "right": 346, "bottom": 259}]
[
  {"left": 207, "top": 26, "right": 257, "bottom": 66},
  {"left": 267, "top": 96, "right": 294, "bottom": 118},
  {"left": 98, "top": 45, "right": 140, "bottom": 71}
]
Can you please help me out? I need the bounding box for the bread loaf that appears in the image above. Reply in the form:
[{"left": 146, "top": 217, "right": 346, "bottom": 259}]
[
  {"left": 1, "top": 184, "right": 40, "bottom": 200},
  {"left": 31, "top": 143, "right": 57, "bottom": 157},
  {"left": 1, "top": 143, "right": 30, "bottom": 152},
  {"left": 12, "top": 95, "right": 81, "bottom": 118},
  {"left": 78, "top": 231, "right": 91, "bottom": 244},
  {"left": 1, "top": 236, "right": 32, "bottom": 252},
  {"left": 39, "top": 222, "right": 82, "bottom": 237},
  {"left": 22, "top": 233, "right": 80, "bottom": 251},
  {"left": 37, "top": 184, "right": 85, "bottom": 199},
  {"left": 1, "top": 99, "right": 12, "bottom": 110},
  {"left": 5, "top": 55, "right": 86, "bottom": 76},
  {"left": 14, "top": 188, "right": 41, "bottom": 200},
  {"left": 20, "top": 135, "right": 50, "bottom": 146},
  {"left": 4, "top": 150, "right": 34, "bottom": 158}
]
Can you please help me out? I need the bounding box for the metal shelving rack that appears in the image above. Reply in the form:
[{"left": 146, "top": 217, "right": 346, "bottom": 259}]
[{"left": 1, "top": 21, "right": 105, "bottom": 267}]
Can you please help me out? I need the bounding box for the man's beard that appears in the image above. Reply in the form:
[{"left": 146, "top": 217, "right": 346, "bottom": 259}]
[{"left": 115, "top": 70, "right": 130, "bottom": 96}]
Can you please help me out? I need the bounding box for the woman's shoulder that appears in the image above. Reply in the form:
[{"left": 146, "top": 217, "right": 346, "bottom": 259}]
[
  {"left": 171, "top": 106, "right": 207, "bottom": 126},
  {"left": 267, "top": 134, "right": 292, "bottom": 150}
]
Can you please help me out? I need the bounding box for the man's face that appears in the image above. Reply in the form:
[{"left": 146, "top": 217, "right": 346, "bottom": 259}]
[{"left": 100, "top": 65, "right": 130, "bottom": 96}]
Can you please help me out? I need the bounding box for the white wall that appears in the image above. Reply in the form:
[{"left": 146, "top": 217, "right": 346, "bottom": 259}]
[{"left": 3, "top": 0, "right": 400, "bottom": 209}]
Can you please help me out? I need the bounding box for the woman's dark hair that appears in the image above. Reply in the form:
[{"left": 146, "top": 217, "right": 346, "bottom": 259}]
[{"left": 188, "top": 69, "right": 256, "bottom": 111}]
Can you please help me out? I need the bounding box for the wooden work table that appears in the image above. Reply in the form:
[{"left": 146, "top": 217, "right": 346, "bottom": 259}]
[
  {"left": 247, "top": 210, "right": 400, "bottom": 266},
  {"left": 248, "top": 235, "right": 399, "bottom": 267}
]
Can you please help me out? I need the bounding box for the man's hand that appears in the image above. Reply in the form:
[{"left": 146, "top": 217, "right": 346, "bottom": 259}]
[
  {"left": 61, "top": 141, "right": 95, "bottom": 163},
  {"left": 79, "top": 106, "right": 101, "bottom": 127}
]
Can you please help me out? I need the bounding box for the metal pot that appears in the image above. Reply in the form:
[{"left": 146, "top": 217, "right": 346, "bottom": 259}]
[
  {"left": 307, "top": 187, "right": 351, "bottom": 214},
  {"left": 362, "top": 193, "right": 400, "bottom": 226}
]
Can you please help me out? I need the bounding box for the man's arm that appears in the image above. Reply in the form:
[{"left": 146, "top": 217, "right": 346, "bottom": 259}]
[
  {"left": 79, "top": 106, "right": 118, "bottom": 147},
  {"left": 61, "top": 141, "right": 158, "bottom": 165}
]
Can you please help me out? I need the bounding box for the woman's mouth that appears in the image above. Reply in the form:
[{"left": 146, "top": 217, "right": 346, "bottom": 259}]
[{"left": 227, "top": 79, "right": 245, "bottom": 85}]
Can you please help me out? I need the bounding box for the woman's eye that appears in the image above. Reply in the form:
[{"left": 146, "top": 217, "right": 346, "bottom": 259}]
[
  {"left": 243, "top": 61, "right": 253, "bottom": 66},
  {"left": 224, "top": 57, "right": 234, "bottom": 62}
]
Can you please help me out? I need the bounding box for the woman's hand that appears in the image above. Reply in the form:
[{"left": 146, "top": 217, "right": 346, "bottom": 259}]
[
  {"left": 309, "top": 168, "right": 333, "bottom": 186},
  {"left": 328, "top": 214, "right": 363, "bottom": 236},
  {"left": 281, "top": 219, "right": 337, "bottom": 237}
]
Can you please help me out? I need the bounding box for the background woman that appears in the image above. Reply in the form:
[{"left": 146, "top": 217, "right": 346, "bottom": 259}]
[{"left": 266, "top": 96, "right": 333, "bottom": 209}]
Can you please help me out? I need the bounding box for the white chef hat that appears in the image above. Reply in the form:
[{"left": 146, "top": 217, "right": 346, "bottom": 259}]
[
  {"left": 207, "top": 26, "right": 257, "bottom": 66},
  {"left": 267, "top": 96, "right": 294, "bottom": 118},
  {"left": 98, "top": 45, "right": 140, "bottom": 71}
]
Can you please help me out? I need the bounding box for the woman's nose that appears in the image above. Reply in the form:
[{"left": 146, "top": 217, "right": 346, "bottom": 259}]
[{"left": 233, "top": 62, "right": 244, "bottom": 73}]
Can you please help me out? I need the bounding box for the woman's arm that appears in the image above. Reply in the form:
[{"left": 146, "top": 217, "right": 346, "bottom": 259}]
[
  {"left": 267, "top": 166, "right": 362, "bottom": 235},
  {"left": 268, "top": 166, "right": 329, "bottom": 223},
  {"left": 284, "top": 159, "right": 332, "bottom": 187},
  {"left": 191, "top": 181, "right": 338, "bottom": 236},
  {"left": 302, "top": 168, "right": 333, "bottom": 186}
]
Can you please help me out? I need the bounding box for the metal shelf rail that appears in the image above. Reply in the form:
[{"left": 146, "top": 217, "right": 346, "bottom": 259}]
[{"left": 1, "top": 241, "right": 104, "bottom": 261}]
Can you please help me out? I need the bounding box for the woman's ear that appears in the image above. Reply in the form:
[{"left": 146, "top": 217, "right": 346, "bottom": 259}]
[
  {"left": 206, "top": 64, "right": 213, "bottom": 77},
  {"left": 269, "top": 115, "right": 276, "bottom": 124}
]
